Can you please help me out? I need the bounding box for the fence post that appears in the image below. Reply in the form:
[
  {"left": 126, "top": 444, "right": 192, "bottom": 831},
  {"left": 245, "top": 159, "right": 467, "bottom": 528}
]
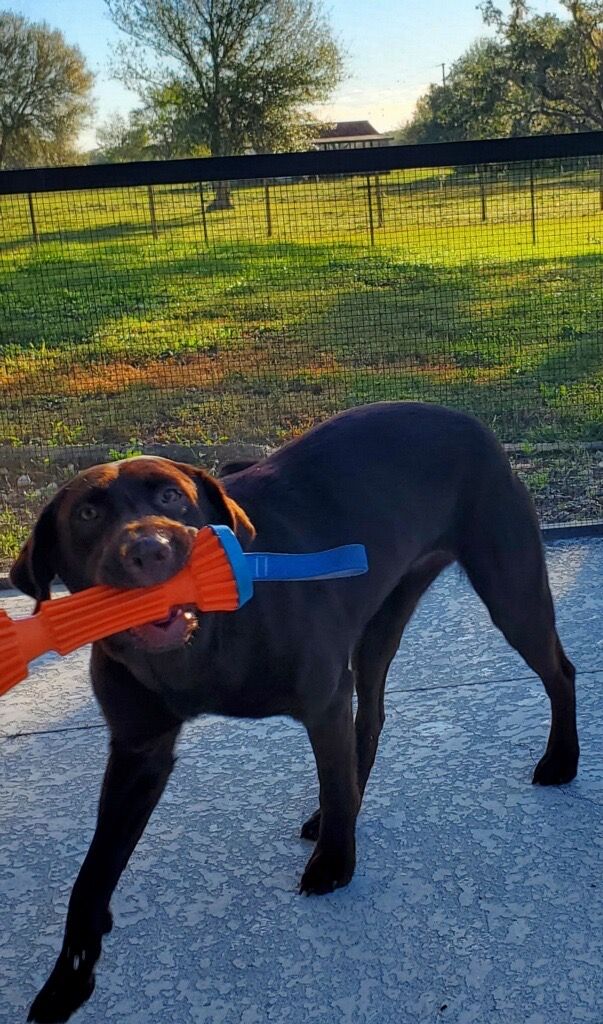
[
  {"left": 366, "top": 175, "right": 375, "bottom": 247},
  {"left": 199, "top": 182, "right": 209, "bottom": 244},
  {"left": 375, "top": 173, "right": 384, "bottom": 227},
  {"left": 147, "top": 186, "right": 159, "bottom": 239},
  {"left": 478, "top": 166, "right": 487, "bottom": 222},
  {"left": 529, "top": 161, "right": 537, "bottom": 245},
  {"left": 264, "top": 179, "right": 273, "bottom": 238},
  {"left": 27, "top": 194, "right": 39, "bottom": 245}
]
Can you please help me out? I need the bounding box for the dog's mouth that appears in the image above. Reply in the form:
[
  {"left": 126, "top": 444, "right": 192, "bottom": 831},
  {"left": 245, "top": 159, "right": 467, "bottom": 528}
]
[{"left": 128, "top": 604, "right": 198, "bottom": 651}]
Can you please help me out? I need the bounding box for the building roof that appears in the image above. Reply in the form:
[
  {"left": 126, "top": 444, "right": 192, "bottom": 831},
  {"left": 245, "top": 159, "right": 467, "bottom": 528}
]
[{"left": 315, "top": 120, "right": 383, "bottom": 140}]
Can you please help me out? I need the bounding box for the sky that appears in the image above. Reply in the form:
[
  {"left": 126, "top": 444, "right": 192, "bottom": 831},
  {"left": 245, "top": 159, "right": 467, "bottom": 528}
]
[{"left": 10, "top": 0, "right": 562, "bottom": 149}]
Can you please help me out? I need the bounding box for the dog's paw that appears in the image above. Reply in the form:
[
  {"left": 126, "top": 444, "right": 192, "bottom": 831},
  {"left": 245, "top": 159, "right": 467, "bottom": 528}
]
[
  {"left": 532, "top": 746, "right": 579, "bottom": 786},
  {"left": 28, "top": 912, "right": 111, "bottom": 1024},
  {"left": 27, "top": 953, "right": 96, "bottom": 1023},
  {"left": 299, "top": 844, "right": 355, "bottom": 895},
  {"left": 300, "top": 809, "right": 321, "bottom": 842}
]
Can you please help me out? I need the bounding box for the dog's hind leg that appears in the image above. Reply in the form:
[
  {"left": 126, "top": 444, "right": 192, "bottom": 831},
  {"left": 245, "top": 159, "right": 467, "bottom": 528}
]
[
  {"left": 301, "top": 551, "right": 452, "bottom": 842},
  {"left": 460, "top": 470, "right": 579, "bottom": 786}
]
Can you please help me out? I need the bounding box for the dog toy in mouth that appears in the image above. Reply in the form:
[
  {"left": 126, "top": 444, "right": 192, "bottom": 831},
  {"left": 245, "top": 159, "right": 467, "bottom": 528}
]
[{"left": 0, "top": 525, "right": 368, "bottom": 696}]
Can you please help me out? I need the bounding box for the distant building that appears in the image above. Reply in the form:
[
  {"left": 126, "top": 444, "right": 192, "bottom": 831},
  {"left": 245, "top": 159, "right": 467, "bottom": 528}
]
[{"left": 312, "top": 121, "right": 394, "bottom": 151}]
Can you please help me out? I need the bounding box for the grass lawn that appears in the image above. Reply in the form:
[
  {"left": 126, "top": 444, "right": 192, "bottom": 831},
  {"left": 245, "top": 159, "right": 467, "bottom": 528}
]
[
  {"left": 0, "top": 160, "right": 602, "bottom": 563},
  {"left": 0, "top": 162, "right": 602, "bottom": 452}
]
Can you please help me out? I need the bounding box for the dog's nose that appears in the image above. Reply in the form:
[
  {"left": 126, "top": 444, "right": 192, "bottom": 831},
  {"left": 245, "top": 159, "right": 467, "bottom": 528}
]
[{"left": 123, "top": 534, "right": 177, "bottom": 585}]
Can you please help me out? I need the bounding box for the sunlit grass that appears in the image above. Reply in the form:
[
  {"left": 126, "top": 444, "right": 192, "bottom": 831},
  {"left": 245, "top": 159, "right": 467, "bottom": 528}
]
[{"left": 0, "top": 163, "right": 602, "bottom": 446}]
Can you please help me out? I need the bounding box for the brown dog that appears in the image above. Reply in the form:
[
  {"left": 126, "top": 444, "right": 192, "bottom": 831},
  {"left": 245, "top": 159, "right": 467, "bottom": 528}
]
[{"left": 11, "top": 402, "right": 579, "bottom": 1023}]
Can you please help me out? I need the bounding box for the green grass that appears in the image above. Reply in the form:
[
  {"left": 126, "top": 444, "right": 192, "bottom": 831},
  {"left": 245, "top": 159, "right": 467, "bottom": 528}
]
[
  {"left": 0, "top": 163, "right": 602, "bottom": 447},
  {"left": 0, "top": 505, "right": 29, "bottom": 562}
]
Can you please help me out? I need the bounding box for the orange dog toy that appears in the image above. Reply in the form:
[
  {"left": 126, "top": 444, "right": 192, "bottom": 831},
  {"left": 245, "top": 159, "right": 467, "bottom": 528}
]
[
  {"left": 0, "top": 525, "right": 368, "bottom": 696},
  {"left": 0, "top": 525, "right": 241, "bottom": 696}
]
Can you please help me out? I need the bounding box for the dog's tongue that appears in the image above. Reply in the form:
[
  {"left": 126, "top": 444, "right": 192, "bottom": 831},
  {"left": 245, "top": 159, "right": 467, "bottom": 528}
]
[{"left": 130, "top": 605, "right": 197, "bottom": 650}]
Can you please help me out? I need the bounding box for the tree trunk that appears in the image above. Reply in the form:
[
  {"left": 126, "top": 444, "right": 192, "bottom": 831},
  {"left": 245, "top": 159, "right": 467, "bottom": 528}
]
[
  {"left": 206, "top": 110, "right": 235, "bottom": 209},
  {"left": 206, "top": 179, "right": 233, "bottom": 211}
]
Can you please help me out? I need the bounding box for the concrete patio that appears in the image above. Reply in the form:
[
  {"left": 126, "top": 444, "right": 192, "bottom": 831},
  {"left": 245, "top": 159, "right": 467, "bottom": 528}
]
[{"left": 1, "top": 537, "right": 603, "bottom": 1024}]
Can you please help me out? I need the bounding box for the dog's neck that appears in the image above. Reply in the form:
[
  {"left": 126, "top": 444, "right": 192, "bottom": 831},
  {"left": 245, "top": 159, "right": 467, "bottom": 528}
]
[{"left": 97, "top": 607, "right": 276, "bottom": 721}]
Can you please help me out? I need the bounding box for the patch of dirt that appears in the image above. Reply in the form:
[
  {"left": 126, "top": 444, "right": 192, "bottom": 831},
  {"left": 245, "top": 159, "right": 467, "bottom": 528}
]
[{"left": 511, "top": 447, "right": 603, "bottom": 526}]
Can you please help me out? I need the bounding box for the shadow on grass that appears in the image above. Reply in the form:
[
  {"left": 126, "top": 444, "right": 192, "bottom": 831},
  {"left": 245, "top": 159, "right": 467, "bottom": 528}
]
[
  {"left": 0, "top": 243, "right": 602, "bottom": 444},
  {"left": 0, "top": 240, "right": 357, "bottom": 351},
  {"left": 0, "top": 204, "right": 212, "bottom": 253},
  {"left": 283, "top": 252, "right": 603, "bottom": 441},
  {"left": 381, "top": 165, "right": 599, "bottom": 196},
  {"left": 0, "top": 220, "right": 160, "bottom": 254}
]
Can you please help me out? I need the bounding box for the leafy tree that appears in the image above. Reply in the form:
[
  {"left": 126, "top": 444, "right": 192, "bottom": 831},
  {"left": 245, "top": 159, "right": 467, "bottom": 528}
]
[
  {"left": 482, "top": 0, "right": 603, "bottom": 132},
  {"left": 95, "top": 86, "right": 212, "bottom": 163},
  {"left": 0, "top": 12, "right": 94, "bottom": 169},
  {"left": 401, "top": 0, "right": 603, "bottom": 143},
  {"left": 96, "top": 112, "right": 152, "bottom": 162},
  {"left": 104, "top": 0, "right": 345, "bottom": 206},
  {"left": 402, "top": 39, "right": 519, "bottom": 143}
]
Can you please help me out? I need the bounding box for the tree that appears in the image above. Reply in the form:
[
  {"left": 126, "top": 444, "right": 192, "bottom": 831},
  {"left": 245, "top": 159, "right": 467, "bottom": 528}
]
[
  {"left": 401, "top": 40, "right": 519, "bottom": 144},
  {"left": 96, "top": 112, "right": 152, "bottom": 163},
  {"left": 401, "top": 0, "right": 603, "bottom": 143},
  {"left": 96, "top": 82, "right": 214, "bottom": 163},
  {"left": 482, "top": 0, "right": 603, "bottom": 132},
  {"left": 105, "top": 0, "right": 345, "bottom": 207},
  {"left": 0, "top": 12, "right": 94, "bottom": 169}
]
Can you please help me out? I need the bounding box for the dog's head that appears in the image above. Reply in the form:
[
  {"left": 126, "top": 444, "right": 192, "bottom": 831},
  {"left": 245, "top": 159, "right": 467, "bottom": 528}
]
[{"left": 10, "top": 457, "right": 255, "bottom": 653}]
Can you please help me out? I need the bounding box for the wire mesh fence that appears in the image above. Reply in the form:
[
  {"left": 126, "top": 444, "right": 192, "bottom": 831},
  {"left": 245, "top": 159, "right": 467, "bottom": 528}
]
[{"left": 0, "top": 134, "right": 602, "bottom": 570}]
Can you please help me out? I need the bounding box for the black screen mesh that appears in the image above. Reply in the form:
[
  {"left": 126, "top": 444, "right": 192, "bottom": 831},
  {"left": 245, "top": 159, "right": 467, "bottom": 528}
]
[{"left": 1, "top": 138, "right": 602, "bottom": 569}]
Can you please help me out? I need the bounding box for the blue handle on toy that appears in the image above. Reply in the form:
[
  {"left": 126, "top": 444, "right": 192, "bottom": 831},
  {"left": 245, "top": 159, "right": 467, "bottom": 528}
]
[
  {"left": 209, "top": 525, "right": 368, "bottom": 609},
  {"left": 246, "top": 545, "right": 368, "bottom": 582}
]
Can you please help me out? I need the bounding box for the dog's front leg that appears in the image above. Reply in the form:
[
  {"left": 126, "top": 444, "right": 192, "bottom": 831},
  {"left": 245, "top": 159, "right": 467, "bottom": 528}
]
[
  {"left": 300, "top": 676, "right": 360, "bottom": 895},
  {"left": 28, "top": 727, "right": 180, "bottom": 1024}
]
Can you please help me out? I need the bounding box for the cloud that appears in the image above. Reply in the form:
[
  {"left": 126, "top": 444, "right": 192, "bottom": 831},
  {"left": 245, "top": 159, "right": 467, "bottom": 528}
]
[{"left": 311, "top": 83, "right": 426, "bottom": 132}]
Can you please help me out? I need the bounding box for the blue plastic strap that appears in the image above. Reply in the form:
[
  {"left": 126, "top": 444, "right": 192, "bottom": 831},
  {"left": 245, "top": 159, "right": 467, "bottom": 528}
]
[
  {"left": 245, "top": 544, "right": 368, "bottom": 582},
  {"left": 209, "top": 526, "right": 368, "bottom": 610}
]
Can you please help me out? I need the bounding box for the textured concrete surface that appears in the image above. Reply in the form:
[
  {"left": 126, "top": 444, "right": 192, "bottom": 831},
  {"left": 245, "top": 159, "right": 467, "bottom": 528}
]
[{"left": 1, "top": 539, "right": 603, "bottom": 1024}]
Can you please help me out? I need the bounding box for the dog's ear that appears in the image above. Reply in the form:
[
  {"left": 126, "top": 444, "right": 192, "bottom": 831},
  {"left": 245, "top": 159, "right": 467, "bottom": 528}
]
[
  {"left": 179, "top": 465, "right": 256, "bottom": 545},
  {"left": 10, "top": 500, "right": 59, "bottom": 603}
]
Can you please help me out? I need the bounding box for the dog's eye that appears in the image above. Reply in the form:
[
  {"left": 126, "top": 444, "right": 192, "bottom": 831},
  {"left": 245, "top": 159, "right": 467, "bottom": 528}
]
[
  {"left": 78, "top": 504, "right": 99, "bottom": 522},
  {"left": 160, "top": 486, "right": 184, "bottom": 505}
]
